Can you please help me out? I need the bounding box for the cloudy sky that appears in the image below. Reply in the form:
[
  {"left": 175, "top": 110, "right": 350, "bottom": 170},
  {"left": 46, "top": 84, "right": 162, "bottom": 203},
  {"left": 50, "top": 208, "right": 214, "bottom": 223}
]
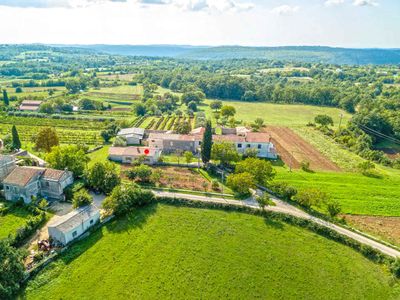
[{"left": 0, "top": 0, "right": 398, "bottom": 47}]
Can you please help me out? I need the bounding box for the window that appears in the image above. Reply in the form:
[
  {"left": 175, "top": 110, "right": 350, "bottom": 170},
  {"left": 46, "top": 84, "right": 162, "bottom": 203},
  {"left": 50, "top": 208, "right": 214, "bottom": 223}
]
[
  {"left": 72, "top": 231, "right": 77, "bottom": 237},
  {"left": 247, "top": 144, "right": 251, "bottom": 148},
  {"left": 6, "top": 186, "right": 9, "bottom": 190},
  {"left": 46, "top": 182, "right": 50, "bottom": 187},
  {"left": 90, "top": 219, "right": 94, "bottom": 225},
  {"left": 258, "top": 144, "right": 262, "bottom": 149},
  {"left": 237, "top": 143, "right": 242, "bottom": 148}
]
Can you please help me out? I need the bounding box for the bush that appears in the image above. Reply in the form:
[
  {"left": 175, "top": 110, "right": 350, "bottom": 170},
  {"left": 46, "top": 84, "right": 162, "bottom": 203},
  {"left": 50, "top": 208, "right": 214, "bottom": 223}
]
[
  {"left": 126, "top": 164, "right": 153, "bottom": 183},
  {"left": 211, "top": 180, "right": 220, "bottom": 191},
  {"left": 300, "top": 160, "right": 312, "bottom": 172},
  {"left": 294, "top": 188, "right": 328, "bottom": 208},
  {"left": 391, "top": 259, "right": 400, "bottom": 278},
  {"left": 226, "top": 172, "right": 255, "bottom": 197},
  {"left": 327, "top": 200, "right": 341, "bottom": 217},
  {"left": 269, "top": 182, "right": 297, "bottom": 201},
  {"left": 102, "top": 184, "right": 155, "bottom": 216},
  {"left": 72, "top": 189, "right": 93, "bottom": 208},
  {"left": 64, "top": 180, "right": 85, "bottom": 201}
]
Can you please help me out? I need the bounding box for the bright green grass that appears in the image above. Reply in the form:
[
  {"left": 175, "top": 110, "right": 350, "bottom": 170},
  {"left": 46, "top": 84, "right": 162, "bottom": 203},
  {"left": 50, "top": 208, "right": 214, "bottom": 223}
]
[
  {"left": 23, "top": 204, "right": 399, "bottom": 299},
  {"left": 0, "top": 202, "right": 32, "bottom": 239},
  {"left": 275, "top": 166, "right": 400, "bottom": 216},
  {"left": 90, "top": 85, "right": 143, "bottom": 94},
  {"left": 202, "top": 100, "right": 351, "bottom": 126}
]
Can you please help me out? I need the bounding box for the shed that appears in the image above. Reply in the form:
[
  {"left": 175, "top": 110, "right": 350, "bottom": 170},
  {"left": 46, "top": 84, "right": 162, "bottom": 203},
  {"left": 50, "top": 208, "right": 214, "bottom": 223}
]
[
  {"left": 47, "top": 205, "right": 100, "bottom": 245},
  {"left": 117, "top": 127, "right": 145, "bottom": 145}
]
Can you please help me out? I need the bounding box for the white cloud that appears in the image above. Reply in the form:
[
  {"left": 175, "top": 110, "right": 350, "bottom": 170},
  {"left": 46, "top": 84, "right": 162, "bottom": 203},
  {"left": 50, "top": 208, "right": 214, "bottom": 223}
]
[
  {"left": 271, "top": 4, "right": 299, "bottom": 15},
  {"left": 353, "top": 0, "right": 378, "bottom": 7},
  {"left": 174, "top": 0, "right": 253, "bottom": 12},
  {"left": 324, "top": 0, "right": 344, "bottom": 7}
]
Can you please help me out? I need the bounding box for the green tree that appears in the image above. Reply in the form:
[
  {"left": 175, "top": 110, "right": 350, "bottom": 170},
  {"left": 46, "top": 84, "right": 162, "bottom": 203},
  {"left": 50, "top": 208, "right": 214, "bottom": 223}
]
[
  {"left": 35, "top": 127, "right": 59, "bottom": 152},
  {"left": 150, "top": 169, "right": 163, "bottom": 185},
  {"left": 45, "top": 145, "right": 89, "bottom": 177},
  {"left": 0, "top": 240, "right": 25, "bottom": 299},
  {"left": 102, "top": 184, "right": 154, "bottom": 216},
  {"left": 175, "top": 121, "right": 191, "bottom": 134},
  {"left": 72, "top": 189, "right": 93, "bottom": 208},
  {"left": 15, "top": 87, "right": 23, "bottom": 93},
  {"left": 184, "top": 151, "right": 194, "bottom": 165},
  {"left": 221, "top": 105, "right": 236, "bottom": 118},
  {"left": 314, "top": 114, "right": 334, "bottom": 127},
  {"left": 226, "top": 172, "right": 255, "bottom": 196},
  {"left": 235, "top": 158, "right": 275, "bottom": 186},
  {"left": 201, "top": 120, "right": 212, "bottom": 164},
  {"left": 85, "top": 162, "right": 120, "bottom": 194},
  {"left": 11, "top": 125, "right": 21, "bottom": 150},
  {"left": 133, "top": 103, "right": 147, "bottom": 116},
  {"left": 2, "top": 90, "right": 9, "bottom": 106},
  {"left": 210, "top": 100, "right": 222, "bottom": 111},
  {"left": 211, "top": 142, "right": 240, "bottom": 166}
]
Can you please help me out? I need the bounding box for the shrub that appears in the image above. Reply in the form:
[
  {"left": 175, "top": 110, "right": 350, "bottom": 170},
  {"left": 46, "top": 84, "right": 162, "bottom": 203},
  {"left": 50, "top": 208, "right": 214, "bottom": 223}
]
[
  {"left": 226, "top": 172, "right": 255, "bottom": 197},
  {"left": 300, "top": 160, "right": 312, "bottom": 172},
  {"left": 269, "top": 182, "right": 297, "bottom": 201},
  {"left": 211, "top": 180, "right": 220, "bottom": 191},
  {"left": 72, "top": 189, "right": 93, "bottom": 208},
  {"left": 102, "top": 184, "right": 155, "bottom": 216},
  {"left": 391, "top": 259, "right": 400, "bottom": 278},
  {"left": 294, "top": 188, "right": 328, "bottom": 208},
  {"left": 327, "top": 200, "right": 341, "bottom": 217}
]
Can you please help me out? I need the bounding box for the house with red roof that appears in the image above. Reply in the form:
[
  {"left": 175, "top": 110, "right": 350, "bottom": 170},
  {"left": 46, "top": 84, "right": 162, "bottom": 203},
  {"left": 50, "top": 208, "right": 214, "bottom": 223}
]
[{"left": 108, "top": 146, "right": 162, "bottom": 165}]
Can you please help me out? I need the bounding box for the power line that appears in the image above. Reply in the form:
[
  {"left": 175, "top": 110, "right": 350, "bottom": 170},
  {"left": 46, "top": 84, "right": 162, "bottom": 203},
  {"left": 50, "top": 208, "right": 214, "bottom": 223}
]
[{"left": 357, "top": 124, "right": 400, "bottom": 145}]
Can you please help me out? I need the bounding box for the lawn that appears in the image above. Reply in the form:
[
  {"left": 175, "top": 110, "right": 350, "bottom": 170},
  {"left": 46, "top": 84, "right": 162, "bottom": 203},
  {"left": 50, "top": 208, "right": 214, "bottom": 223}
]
[
  {"left": 23, "top": 204, "right": 399, "bottom": 299},
  {"left": 274, "top": 167, "right": 400, "bottom": 216},
  {"left": 202, "top": 99, "right": 352, "bottom": 127},
  {"left": 0, "top": 202, "right": 32, "bottom": 240}
]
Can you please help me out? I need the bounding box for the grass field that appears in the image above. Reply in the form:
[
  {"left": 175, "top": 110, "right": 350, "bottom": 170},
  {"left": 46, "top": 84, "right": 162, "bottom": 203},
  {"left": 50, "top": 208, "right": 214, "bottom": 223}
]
[
  {"left": 23, "top": 204, "right": 399, "bottom": 299},
  {"left": 275, "top": 167, "right": 400, "bottom": 216},
  {"left": 0, "top": 202, "right": 32, "bottom": 240},
  {"left": 202, "top": 100, "right": 352, "bottom": 127}
]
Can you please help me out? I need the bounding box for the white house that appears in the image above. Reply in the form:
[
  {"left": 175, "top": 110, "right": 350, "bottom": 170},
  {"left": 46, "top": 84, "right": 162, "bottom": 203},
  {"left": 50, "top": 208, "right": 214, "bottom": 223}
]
[
  {"left": 48, "top": 205, "right": 100, "bottom": 245},
  {"left": 213, "top": 132, "right": 277, "bottom": 159},
  {"left": 117, "top": 127, "right": 145, "bottom": 145},
  {"left": 108, "top": 146, "right": 162, "bottom": 165},
  {"left": 2, "top": 167, "right": 73, "bottom": 203}
]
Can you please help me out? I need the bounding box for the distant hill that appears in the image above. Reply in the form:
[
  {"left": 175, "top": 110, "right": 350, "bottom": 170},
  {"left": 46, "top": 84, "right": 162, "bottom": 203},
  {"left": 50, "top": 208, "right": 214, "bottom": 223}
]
[{"left": 64, "top": 44, "right": 400, "bottom": 65}]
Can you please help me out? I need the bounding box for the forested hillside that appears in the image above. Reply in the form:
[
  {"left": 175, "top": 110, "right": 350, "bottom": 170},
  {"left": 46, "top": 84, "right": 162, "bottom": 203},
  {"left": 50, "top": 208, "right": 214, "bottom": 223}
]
[{"left": 65, "top": 45, "right": 400, "bottom": 65}]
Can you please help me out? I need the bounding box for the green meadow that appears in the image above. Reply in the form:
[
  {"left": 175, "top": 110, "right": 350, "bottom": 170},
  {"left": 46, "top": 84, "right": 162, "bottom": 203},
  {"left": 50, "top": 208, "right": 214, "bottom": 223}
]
[
  {"left": 0, "top": 202, "right": 32, "bottom": 240},
  {"left": 24, "top": 204, "right": 399, "bottom": 299}
]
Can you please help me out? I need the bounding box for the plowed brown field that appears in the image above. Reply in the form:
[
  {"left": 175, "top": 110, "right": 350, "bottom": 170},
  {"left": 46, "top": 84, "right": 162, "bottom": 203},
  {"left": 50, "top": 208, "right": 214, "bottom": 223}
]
[{"left": 265, "top": 126, "right": 341, "bottom": 171}]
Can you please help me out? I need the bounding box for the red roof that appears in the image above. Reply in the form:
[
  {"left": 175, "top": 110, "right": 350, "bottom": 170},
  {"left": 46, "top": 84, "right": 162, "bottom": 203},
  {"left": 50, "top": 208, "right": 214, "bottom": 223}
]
[
  {"left": 109, "top": 147, "right": 159, "bottom": 157},
  {"left": 212, "top": 134, "right": 245, "bottom": 143},
  {"left": 3, "top": 167, "right": 43, "bottom": 187},
  {"left": 245, "top": 132, "right": 271, "bottom": 143},
  {"left": 19, "top": 105, "right": 40, "bottom": 111}
]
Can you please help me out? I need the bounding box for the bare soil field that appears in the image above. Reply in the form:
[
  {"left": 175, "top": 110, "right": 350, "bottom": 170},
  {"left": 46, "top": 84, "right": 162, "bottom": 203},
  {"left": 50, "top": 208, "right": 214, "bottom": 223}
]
[
  {"left": 121, "top": 166, "right": 217, "bottom": 192},
  {"left": 265, "top": 126, "right": 341, "bottom": 171},
  {"left": 344, "top": 214, "right": 400, "bottom": 247}
]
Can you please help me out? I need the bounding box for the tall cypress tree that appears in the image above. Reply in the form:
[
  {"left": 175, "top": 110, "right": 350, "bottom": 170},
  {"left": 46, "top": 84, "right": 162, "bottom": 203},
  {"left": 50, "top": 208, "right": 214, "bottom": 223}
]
[
  {"left": 2, "top": 90, "right": 9, "bottom": 106},
  {"left": 11, "top": 125, "right": 21, "bottom": 150},
  {"left": 201, "top": 120, "right": 212, "bottom": 164}
]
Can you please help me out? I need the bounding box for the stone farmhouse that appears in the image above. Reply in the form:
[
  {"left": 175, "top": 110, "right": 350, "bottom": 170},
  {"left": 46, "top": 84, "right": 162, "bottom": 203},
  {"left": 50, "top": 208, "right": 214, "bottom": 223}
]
[{"left": 2, "top": 166, "right": 73, "bottom": 203}]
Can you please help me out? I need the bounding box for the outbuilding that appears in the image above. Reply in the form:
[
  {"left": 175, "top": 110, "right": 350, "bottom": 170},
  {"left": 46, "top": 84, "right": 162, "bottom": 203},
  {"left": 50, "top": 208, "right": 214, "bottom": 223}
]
[
  {"left": 116, "top": 127, "right": 145, "bottom": 145},
  {"left": 47, "top": 205, "right": 100, "bottom": 245}
]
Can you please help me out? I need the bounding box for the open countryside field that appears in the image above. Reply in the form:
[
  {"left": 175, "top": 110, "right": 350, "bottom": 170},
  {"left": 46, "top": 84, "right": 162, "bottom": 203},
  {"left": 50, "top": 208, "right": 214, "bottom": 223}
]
[
  {"left": 202, "top": 100, "right": 352, "bottom": 126},
  {"left": 23, "top": 204, "right": 399, "bottom": 299},
  {"left": 266, "top": 126, "right": 340, "bottom": 171},
  {"left": 275, "top": 167, "right": 400, "bottom": 216}
]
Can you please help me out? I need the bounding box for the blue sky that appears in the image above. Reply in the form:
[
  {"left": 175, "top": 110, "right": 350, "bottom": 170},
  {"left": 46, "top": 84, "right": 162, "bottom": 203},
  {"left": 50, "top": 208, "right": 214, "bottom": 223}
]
[{"left": 0, "top": 0, "right": 398, "bottom": 47}]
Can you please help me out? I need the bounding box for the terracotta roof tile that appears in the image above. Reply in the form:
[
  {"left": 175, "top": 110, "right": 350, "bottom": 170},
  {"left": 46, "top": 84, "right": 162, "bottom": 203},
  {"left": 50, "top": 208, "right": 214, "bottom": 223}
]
[{"left": 3, "top": 167, "right": 43, "bottom": 187}]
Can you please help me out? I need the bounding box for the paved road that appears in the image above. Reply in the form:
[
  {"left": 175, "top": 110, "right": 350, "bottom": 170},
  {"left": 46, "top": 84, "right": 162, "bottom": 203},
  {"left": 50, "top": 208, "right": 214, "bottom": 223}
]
[{"left": 153, "top": 190, "right": 400, "bottom": 258}]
